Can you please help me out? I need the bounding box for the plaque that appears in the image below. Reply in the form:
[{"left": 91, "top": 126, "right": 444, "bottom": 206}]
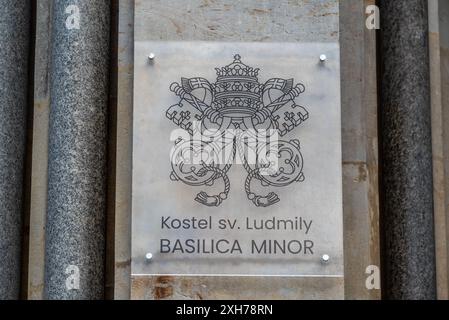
[{"left": 132, "top": 41, "right": 343, "bottom": 276}]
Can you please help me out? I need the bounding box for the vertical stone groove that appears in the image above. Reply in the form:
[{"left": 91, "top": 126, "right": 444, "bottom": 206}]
[
  {"left": 379, "top": 0, "right": 437, "bottom": 299},
  {"left": 45, "top": 0, "right": 111, "bottom": 300}
]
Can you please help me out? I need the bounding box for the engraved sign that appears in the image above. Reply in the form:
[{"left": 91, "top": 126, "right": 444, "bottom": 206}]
[
  {"left": 132, "top": 42, "right": 343, "bottom": 276},
  {"left": 167, "top": 54, "right": 307, "bottom": 208}
]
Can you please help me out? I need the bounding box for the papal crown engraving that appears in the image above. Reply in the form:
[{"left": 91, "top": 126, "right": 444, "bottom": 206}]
[
  {"left": 214, "top": 54, "right": 261, "bottom": 117},
  {"left": 166, "top": 55, "right": 309, "bottom": 208}
]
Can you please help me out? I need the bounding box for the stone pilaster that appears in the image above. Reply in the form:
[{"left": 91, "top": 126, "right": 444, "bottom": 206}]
[
  {"left": 0, "top": 0, "right": 31, "bottom": 300},
  {"left": 378, "top": 0, "right": 437, "bottom": 299},
  {"left": 45, "top": 1, "right": 110, "bottom": 300}
]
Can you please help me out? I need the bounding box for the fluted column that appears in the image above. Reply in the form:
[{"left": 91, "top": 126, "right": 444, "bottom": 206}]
[
  {"left": 45, "top": 1, "right": 110, "bottom": 299},
  {"left": 378, "top": 0, "right": 436, "bottom": 299},
  {"left": 0, "top": 0, "right": 31, "bottom": 300}
]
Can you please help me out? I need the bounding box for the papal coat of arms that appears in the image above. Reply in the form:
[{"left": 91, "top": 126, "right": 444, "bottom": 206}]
[{"left": 166, "top": 55, "right": 309, "bottom": 208}]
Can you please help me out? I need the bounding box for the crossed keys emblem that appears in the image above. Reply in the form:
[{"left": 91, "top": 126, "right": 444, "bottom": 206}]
[{"left": 166, "top": 55, "right": 309, "bottom": 207}]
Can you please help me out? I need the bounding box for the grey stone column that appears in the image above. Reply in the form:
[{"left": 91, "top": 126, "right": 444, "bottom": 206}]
[
  {"left": 0, "top": 1, "right": 31, "bottom": 300},
  {"left": 45, "top": 1, "right": 110, "bottom": 300},
  {"left": 378, "top": 0, "right": 436, "bottom": 299}
]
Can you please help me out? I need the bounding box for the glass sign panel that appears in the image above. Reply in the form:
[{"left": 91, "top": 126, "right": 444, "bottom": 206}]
[{"left": 132, "top": 41, "right": 343, "bottom": 276}]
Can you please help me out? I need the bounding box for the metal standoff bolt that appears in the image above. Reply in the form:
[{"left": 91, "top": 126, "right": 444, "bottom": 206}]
[
  {"left": 145, "top": 253, "right": 153, "bottom": 261},
  {"left": 319, "top": 54, "right": 327, "bottom": 62},
  {"left": 148, "top": 53, "right": 156, "bottom": 61},
  {"left": 321, "top": 254, "right": 330, "bottom": 264}
]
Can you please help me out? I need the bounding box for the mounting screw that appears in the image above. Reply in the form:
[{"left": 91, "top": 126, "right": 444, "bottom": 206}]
[
  {"left": 145, "top": 253, "right": 153, "bottom": 261},
  {"left": 319, "top": 54, "right": 327, "bottom": 62},
  {"left": 148, "top": 53, "right": 156, "bottom": 61},
  {"left": 321, "top": 254, "right": 330, "bottom": 264}
]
